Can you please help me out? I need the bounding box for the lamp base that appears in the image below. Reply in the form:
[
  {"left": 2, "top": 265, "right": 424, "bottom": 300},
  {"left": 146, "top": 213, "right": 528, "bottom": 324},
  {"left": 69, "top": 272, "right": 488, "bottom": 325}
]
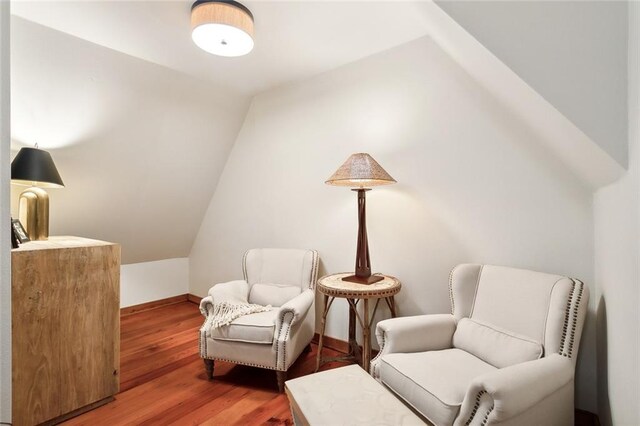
[
  {"left": 342, "top": 274, "right": 384, "bottom": 285},
  {"left": 19, "top": 187, "right": 49, "bottom": 241}
]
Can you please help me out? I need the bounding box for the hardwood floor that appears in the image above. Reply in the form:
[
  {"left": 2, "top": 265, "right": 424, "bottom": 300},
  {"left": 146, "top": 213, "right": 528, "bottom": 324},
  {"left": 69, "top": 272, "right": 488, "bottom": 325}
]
[
  {"left": 63, "top": 300, "right": 599, "bottom": 426},
  {"left": 63, "top": 301, "right": 346, "bottom": 426}
]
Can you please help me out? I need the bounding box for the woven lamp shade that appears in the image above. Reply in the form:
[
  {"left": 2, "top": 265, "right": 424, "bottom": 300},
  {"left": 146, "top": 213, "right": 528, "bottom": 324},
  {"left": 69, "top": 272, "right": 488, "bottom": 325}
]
[{"left": 325, "top": 153, "right": 396, "bottom": 188}]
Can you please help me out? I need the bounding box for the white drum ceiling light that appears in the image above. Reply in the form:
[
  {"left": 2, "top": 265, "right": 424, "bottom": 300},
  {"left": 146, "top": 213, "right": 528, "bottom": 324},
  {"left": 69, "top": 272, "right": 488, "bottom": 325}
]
[{"left": 191, "top": 0, "right": 254, "bottom": 57}]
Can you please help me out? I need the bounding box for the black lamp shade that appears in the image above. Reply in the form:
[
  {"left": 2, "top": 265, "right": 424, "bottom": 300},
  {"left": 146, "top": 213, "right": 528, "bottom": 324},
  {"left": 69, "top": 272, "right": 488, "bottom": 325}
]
[{"left": 11, "top": 147, "right": 65, "bottom": 188}]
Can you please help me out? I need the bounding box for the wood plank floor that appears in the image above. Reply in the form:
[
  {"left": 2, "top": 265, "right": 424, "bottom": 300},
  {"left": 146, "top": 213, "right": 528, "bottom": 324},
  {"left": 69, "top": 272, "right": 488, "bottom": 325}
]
[
  {"left": 63, "top": 301, "right": 346, "bottom": 426},
  {"left": 63, "top": 300, "right": 599, "bottom": 426}
]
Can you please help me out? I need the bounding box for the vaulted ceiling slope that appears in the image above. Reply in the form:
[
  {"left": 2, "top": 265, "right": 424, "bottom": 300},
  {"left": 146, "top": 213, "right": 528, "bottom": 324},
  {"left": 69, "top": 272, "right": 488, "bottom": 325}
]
[
  {"left": 11, "top": 1, "right": 432, "bottom": 96},
  {"left": 437, "top": 0, "right": 629, "bottom": 168},
  {"left": 10, "top": 1, "right": 626, "bottom": 265},
  {"left": 412, "top": 1, "right": 624, "bottom": 188},
  {"left": 9, "top": 1, "right": 433, "bottom": 264},
  {"left": 10, "top": 16, "right": 250, "bottom": 264}
]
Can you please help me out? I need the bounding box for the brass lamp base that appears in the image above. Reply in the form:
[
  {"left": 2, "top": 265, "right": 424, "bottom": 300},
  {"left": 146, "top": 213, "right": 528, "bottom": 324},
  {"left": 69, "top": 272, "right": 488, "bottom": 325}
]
[
  {"left": 19, "top": 187, "right": 49, "bottom": 241},
  {"left": 342, "top": 274, "right": 384, "bottom": 285}
]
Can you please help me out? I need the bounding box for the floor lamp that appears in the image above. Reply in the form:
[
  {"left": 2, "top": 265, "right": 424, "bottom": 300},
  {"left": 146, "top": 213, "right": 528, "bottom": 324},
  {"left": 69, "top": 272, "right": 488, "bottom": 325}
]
[{"left": 325, "top": 153, "right": 396, "bottom": 284}]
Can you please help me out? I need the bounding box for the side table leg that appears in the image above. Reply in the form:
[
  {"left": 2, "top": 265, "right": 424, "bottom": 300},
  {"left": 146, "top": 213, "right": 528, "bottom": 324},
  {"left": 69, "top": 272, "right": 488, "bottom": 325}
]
[
  {"left": 362, "top": 298, "right": 371, "bottom": 372},
  {"left": 348, "top": 298, "right": 359, "bottom": 358},
  {"left": 385, "top": 296, "right": 398, "bottom": 318},
  {"left": 315, "top": 294, "right": 330, "bottom": 372}
]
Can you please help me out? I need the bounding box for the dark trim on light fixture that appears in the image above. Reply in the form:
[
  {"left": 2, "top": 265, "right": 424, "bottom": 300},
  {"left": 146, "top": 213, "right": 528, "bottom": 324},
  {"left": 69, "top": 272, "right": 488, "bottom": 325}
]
[{"left": 191, "top": 0, "right": 254, "bottom": 21}]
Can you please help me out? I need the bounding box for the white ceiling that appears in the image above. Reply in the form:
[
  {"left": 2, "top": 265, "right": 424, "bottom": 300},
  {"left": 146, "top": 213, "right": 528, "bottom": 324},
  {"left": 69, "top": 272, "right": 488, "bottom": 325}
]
[
  {"left": 11, "top": 16, "right": 250, "bottom": 263},
  {"left": 12, "top": 1, "right": 431, "bottom": 96}
]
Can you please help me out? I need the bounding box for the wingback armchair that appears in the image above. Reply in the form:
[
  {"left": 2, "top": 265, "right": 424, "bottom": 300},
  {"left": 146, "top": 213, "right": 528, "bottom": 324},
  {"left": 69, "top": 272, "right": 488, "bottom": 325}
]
[
  {"left": 199, "top": 248, "right": 319, "bottom": 392},
  {"left": 370, "top": 264, "right": 589, "bottom": 426}
]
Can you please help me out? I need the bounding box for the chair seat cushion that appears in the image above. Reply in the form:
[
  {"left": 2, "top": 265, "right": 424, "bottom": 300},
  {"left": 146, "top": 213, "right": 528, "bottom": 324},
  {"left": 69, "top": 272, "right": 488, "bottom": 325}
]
[
  {"left": 379, "top": 349, "right": 496, "bottom": 426},
  {"left": 209, "top": 309, "right": 278, "bottom": 344}
]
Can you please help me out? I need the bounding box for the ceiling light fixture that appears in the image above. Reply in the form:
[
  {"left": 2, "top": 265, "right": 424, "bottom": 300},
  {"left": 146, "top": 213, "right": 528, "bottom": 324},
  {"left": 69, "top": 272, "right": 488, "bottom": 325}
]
[{"left": 191, "top": 0, "right": 254, "bottom": 57}]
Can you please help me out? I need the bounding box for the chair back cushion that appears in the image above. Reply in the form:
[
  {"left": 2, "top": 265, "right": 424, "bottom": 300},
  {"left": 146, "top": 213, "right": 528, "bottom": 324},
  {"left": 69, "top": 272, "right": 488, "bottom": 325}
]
[
  {"left": 449, "top": 264, "right": 588, "bottom": 361},
  {"left": 249, "top": 283, "right": 301, "bottom": 307},
  {"left": 243, "top": 248, "right": 319, "bottom": 307},
  {"left": 452, "top": 318, "right": 543, "bottom": 368},
  {"left": 243, "top": 248, "right": 318, "bottom": 289}
]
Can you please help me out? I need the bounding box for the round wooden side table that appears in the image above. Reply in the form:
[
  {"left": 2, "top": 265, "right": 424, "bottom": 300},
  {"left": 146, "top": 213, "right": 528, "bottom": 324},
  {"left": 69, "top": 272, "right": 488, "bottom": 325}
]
[{"left": 315, "top": 273, "right": 401, "bottom": 373}]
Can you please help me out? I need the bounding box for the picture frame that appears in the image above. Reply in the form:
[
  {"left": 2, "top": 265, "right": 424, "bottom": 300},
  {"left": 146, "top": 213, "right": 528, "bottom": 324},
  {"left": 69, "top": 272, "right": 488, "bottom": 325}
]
[
  {"left": 12, "top": 218, "right": 30, "bottom": 243},
  {"left": 11, "top": 220, "right": 19, "bottom": 249}
]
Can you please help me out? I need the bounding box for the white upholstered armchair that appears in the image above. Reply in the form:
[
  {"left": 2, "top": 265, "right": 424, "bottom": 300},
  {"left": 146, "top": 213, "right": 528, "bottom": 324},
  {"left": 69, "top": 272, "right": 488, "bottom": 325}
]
[
  {"left": 370, "top": 264, "right": 589, "bottom": 426},
  {"left": 199, "top": 248, "right": 319, "bottom": 392}
]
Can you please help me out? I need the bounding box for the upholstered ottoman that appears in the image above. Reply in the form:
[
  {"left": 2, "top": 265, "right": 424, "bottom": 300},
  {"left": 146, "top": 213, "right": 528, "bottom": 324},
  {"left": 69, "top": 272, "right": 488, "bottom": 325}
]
[{"left": 285, "top": 365, "right": 425, "bottom": 425}]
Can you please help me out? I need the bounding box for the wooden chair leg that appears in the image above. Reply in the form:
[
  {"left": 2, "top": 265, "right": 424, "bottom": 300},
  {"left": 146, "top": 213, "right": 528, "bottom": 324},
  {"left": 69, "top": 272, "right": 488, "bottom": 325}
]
[
  {"left": 203, "top": 359, "right": 214, "bottom": 380},
  {"left": 276, "top": 371, "right": 287, "bottom": 393}
]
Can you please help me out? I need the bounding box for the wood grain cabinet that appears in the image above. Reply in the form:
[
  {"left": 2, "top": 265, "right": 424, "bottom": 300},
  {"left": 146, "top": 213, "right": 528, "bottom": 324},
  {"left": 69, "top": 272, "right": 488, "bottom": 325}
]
[{"left": 12, "top": 236, "right": 120, "bottom": 426}]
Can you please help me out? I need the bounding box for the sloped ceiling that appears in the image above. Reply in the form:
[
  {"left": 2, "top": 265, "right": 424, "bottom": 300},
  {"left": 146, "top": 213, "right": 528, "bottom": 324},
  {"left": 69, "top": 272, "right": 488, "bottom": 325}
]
[
  {"left": 11, "top": 1, "right": 432, "bottom": 95},
  {"left": 410, "top": 1, "right": 624, "bottom": 189},
  {"left": 10, "top": 16, "right": 250, "bottom": 264},
  {"left": 10, "top": 1, "right": 627, "bottom": 264},
  {"left": 436, "top": 0, "right": 628, "bottom": 167},
  {"left": 9, "top": 1, "right": 435, "bottom": 264}
]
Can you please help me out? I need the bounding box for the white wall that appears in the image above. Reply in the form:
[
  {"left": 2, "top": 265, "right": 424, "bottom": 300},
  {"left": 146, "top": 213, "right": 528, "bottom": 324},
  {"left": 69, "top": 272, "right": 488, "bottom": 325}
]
[
  {"left": 120, "top": 258, "right": 189, "bottom": 308},
  {"left": 437, "top": 1, "right": 628, "bottom": 167},
  {"left": 189, "top": 36, "right": 597, "bottom": 411},
  {"left": 0, "top": 2, "right": 10, "bottom": 421},
  {"left": 593, "top": 3, "right": 640, "bottom": 426},
  {"left": 10, "top": 16, "right": 249, "bottom": 264}
]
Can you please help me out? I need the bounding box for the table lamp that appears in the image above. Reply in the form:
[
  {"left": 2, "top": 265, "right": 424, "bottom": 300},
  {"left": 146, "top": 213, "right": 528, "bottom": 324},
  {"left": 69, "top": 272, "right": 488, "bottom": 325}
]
[
  {"left": 326, "top": 153, "right": 396, "bottom": 284},
  {"left": 11, "top": 145, "right": 65, "bottom": 241}
]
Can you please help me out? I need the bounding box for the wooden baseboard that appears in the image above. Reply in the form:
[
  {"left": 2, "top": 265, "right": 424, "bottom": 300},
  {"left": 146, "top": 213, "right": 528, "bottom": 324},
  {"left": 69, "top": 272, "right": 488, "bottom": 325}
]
[
  {"left": 187, "top": 293, "right": 202, "bottom": 304},
  {"left": 120, "top": 294, "right": 189, "bottom": 316},
  {"left": 312, "top": 333, "right": 350, "bottom": 354},
  {"left": 312, "top": 333, "right": 380, "bottom": 358}
]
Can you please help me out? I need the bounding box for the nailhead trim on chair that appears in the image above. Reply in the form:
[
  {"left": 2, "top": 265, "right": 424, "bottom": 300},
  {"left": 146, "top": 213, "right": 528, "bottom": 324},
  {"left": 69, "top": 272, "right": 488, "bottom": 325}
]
[
  {"left": 465, "top": 390, "right": 484, "bottom": 425},
  {"left": 242, "top": 250, "right": 249, "bottom": 282},
  {"left": 559, "top": 279, "right": 584, "bottom": 358},
  {"left": 370, "top": 331, "right": 387, "bottom": 377},
  {"left": 481, "top": 405, "right": 494, "bottom": 426},
  {"left": 199, "top": 302, "right": 215, "bottom": 360},
  {"left": 559, "top": 282, "right": 574, "bottom": 357},
  {"left": 275, "top": 311, "right": 295, "bottom": 370},
  {"left": 448, "top": 266, "right": 457, "bottom": 315},
  {"left": 568, "top": 279, "right": 584, "bottom": 358},
  {"left": 204, "top": 355, "right": 279, "bottom": 370},
  {"left": 559, "top": 279, "right": 584, "bottom": 359},
  {"left": 308, "top": 251, "right": 319, "bottom": 289},
  {"left": 465, "top": 390, "right": 494, "bottom": 426}
]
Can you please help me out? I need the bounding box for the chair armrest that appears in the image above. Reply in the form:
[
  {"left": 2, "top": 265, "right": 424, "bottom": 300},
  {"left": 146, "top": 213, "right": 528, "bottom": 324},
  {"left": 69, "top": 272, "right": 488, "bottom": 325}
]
[
  {"left": 376, "top": 314, "right": 456, "bottom": 355},
  {"left": 199, "top": 296, "right": 214, "bottom": 318},
  {"left": 275, "top": 289, "right": 315, "bottom": 335},
  {"left": 371, "top": 314, "right": 455, "bottom": 378},
  {"left": 273, "top": 289, "right": 315, "bottom": 371},
  {"left": 455, "top": 354, "right": 574, "bottom": 425},
  {"left": 199, "top": 280, "right": 250, "bottom": 318}
]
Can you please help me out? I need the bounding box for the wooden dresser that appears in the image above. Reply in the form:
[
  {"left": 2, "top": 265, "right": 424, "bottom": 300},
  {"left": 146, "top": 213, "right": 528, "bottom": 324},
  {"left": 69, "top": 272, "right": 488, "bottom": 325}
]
[{"left": 12, "top": 236, "right": 120, "bottom": 425}]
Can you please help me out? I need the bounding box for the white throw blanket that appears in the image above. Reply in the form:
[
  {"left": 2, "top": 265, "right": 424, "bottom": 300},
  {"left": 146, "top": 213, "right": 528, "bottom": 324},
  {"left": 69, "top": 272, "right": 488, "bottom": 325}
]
[{"left": 208, "top": 280, "right": 271, "bottom": 329}]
